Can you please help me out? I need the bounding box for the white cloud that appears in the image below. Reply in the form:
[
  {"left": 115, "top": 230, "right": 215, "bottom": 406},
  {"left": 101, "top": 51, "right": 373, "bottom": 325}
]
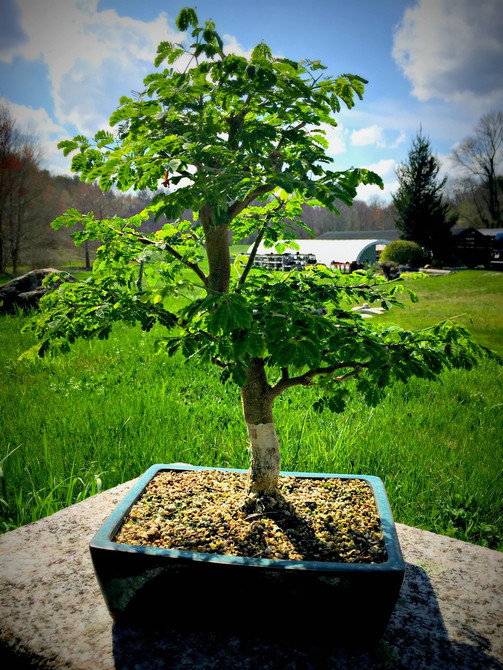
[
  {"left": 308, "top": 122, "right": 346, "bottom": 156},
  {"left": 351, "top": 124, "right": 385, "bottom": 147},
  {"left": 2, "top": 1, "right": 264, "bottom": 142},
  {"left": 389, "top": 130, "right": 407, "bottom": 149},
  {"left": 223, "top": 34, "right": 253, "bottom": 60},
  {"left": 437, "top": 152, "right": 468, "bottom": 187},
  {"left": 365, "top": 159, "right": 397, "bottom": 178},
  {"left": 323, "top": 123, "right": 346, "bottom": 156},
  {"left": 350, "top": 126, "right": 407, "bottom": 150},
  {"left": 393, "top": 0, "right": 503, "bottom": 106},
  {"left": 0, "top": 0, "right": 26, "bottom": 53},
  {"left": 1, "top": 97, "right": 63, "bottom": 136},
  {"left": 356, "top": 159, "right": 398, "bottom": 202},
  {"left": 5, "top": 0, "right": 180, "bottom": 135},
  {"left": 356, "top": 181, "right": 397, "bottom": 203}
]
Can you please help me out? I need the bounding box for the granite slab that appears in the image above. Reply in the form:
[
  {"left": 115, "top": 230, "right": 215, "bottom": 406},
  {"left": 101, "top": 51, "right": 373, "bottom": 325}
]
[{"left": 0, "top": 478, "right": 502, "bottom": 669}]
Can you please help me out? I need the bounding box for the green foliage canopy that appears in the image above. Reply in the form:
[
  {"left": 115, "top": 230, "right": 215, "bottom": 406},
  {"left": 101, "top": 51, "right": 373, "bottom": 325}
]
[
  {"left": 23, "top": 9, "right": 495, "bottom": 421},
  {"left": 58, "top": 11, "right": 380, "bottom": 221}
]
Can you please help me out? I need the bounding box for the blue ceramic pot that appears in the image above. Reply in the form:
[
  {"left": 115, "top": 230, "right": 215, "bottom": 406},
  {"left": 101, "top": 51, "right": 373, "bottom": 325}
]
[{"left": 90, "top": 463, "right": 405, "bottom": 642}]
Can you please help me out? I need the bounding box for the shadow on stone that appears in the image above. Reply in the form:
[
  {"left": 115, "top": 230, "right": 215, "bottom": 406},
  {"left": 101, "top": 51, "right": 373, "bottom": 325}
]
[
  {"left": 380, "top": 563, "right": 503, "bottom": 669},
  {"left": 111, "top": 562, "right": 503, "bottom": 669}
]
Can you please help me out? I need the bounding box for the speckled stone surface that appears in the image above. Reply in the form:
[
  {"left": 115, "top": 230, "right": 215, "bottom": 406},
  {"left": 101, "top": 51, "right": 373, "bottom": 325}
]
[{"left": 1, "top": 478, "right": 502, "bottom": 669}]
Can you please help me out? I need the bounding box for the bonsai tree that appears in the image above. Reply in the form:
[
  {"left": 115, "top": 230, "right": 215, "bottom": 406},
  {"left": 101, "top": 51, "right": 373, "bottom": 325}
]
[{"left": 25, "top": 9, "right": 491, "bottom": 502}]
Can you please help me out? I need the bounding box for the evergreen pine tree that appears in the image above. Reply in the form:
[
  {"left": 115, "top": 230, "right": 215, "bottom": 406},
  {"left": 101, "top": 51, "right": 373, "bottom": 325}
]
[{"left": 393, "top": 129, "right": 457, "bottom": 264}]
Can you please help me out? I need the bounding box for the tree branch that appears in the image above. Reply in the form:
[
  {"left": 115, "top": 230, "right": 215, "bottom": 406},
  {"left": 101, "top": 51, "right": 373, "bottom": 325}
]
[
  {"left": 270, "top": 361, "right": 368, "bottom": 398},
  {"left": 226, "top": 93, "right": 254, "bottom": 151},
  {"left": 227, "top": 183, "right": 275, "bottom": 221},
  {"left": 237, "top": 197, "right": 288, "bottom": 288},
  {"left": 211, "top": 356, "right": 228, "bottom": 369},
  {"left": 237, "top": 222, "right": 267, "bottom": 289},
  {"left": 135, "top": 233, "right": 208, "bottom": 286}
]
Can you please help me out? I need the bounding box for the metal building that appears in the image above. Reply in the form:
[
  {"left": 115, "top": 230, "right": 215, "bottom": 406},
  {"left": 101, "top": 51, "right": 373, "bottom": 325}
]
[{"left": 248, "top": 238, "right": 391, "bottom": 270}]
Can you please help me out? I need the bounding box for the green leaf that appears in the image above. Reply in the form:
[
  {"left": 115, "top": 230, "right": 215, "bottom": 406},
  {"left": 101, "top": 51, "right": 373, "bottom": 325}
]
[
  {"left": 231, "top": 364, "right": 248, "bottom": 386},
  {"left": 207, "top": 294, "right": 252, "bottom": 335},
  {"left": 407, "top": 288, "right": 419, "bottom": 303},
  {"left": 57, "top": 139, "right": 79, "bottom": 156},
  {"left": 176, "top": 7, "right": 199, "bottom": 31},
  {"left": 327, "top": 388, "right": 349, "bottom": 413},
  {"left": 18, "top": 343, "right": 44, "bottom": 361}
]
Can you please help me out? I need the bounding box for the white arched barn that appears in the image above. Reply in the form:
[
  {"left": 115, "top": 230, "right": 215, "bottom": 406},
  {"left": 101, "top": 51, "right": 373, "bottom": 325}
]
[{"left": 248, "top": 239, "right": 391, "bottom": 270}]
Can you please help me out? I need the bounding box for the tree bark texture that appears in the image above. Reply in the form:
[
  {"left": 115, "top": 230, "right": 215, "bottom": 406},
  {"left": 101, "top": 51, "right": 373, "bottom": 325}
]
[
  {"left": 200, "top": 205, "right": 230, "bottom": 293},
  {"left": 240, "top": 359, "right": 280, "bottom": 495},
  {"left": 200, "top": 205, "right": 278, "bottom": 493}
]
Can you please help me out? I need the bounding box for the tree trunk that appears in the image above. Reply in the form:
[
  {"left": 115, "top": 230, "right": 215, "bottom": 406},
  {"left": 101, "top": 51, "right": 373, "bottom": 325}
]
[
  {"left": 487, "top": 163, "right": 501, "bottom": 226},
  {"left": 200, "top": 205, "right": 278, "bottom": 494},
  {"left": 85, "top": 240, "right": 91, "bottom": 271},
  {"left": 240, "top": 359, "right": 280, "bottom": 496},
  {"left": 200, "top": 204, "right": 230, "bottom": 293},
  {"left": 11, "top": 248, "right": 17, "bottom": 276}
]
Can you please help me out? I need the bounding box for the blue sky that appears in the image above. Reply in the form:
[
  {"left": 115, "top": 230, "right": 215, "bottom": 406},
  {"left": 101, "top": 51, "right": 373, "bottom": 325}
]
[{"left": 1, "top": 0, "right": 502, "bottom": 202}]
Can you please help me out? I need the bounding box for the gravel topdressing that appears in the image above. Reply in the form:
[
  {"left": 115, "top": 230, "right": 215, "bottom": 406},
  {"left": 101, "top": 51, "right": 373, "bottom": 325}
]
[{"left": 114, "top": 469, "right": 387, "bottom": 563}]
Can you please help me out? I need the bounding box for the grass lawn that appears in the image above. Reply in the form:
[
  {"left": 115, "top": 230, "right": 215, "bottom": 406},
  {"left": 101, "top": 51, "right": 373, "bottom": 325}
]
[
  {"left": 374, "top": 270, "right": 503, "bottom": 355},
  {"left": 0, "top": 269, "right": 501, "bottom": 550}
]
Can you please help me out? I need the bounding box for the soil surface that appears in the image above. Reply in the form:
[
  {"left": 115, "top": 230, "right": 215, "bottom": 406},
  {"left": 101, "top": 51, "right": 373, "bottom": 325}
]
[{"left": 114, "top": 469, "right": 387, "bottom": 563}]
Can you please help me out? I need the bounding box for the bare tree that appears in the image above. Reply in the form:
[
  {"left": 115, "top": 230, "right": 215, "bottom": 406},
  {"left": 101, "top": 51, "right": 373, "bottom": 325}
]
[
  {"left": 451, "top": 110, "right": 503, "bottom": 227},
  {"left": 0, "top": 105, "right": 17, "bottom": 273},
  {"left": 69, "top": 184, "right": 155, "bottom": 269},
  {"left": 0, "top": 105, "right": 43, "bottom": 274}
]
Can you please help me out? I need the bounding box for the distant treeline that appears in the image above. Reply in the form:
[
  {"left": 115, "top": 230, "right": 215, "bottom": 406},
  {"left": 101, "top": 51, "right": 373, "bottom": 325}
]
[
  {"left": 2, "top": 165, "right": 494, "bottom": 274},
  {"left": 1, "top": 96, "right": 496, "bottom": 275}
]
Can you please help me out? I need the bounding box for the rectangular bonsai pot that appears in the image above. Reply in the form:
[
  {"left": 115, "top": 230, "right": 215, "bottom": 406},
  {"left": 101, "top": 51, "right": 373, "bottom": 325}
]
[{"left": 90, "top": 464, "right": 405, "bottom": 642}]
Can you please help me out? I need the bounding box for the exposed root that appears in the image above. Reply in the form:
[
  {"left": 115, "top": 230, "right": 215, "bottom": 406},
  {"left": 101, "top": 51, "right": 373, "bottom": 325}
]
[{"left": 241, "top": 489, "right": 285, "bottom": 518}]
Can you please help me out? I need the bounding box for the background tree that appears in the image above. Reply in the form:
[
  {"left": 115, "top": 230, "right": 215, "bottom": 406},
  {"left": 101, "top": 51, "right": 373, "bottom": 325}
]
[
  {"left": 451, "top": 110, "right": 503, "bottom": 228},
  {"left": 379, "top": 240, "right": 426, "bottom": 268},
  {"left": 0, "top": 105, "right": 44, "bottom": 274},
  {"left": 25, "top": 9, "right": 491, "bottom": 502},
  {"left": 393, "top": 129, "right": 457, "bottom": 265}
]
